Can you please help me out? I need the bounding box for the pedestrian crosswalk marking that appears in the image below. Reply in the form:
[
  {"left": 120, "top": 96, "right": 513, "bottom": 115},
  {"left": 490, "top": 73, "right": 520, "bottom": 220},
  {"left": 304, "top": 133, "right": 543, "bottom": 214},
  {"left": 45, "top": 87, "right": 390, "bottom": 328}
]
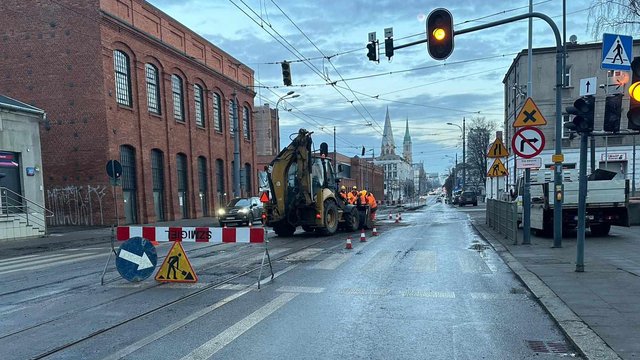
[
  {"left": 413, "top": 251, "right": 437, "bottom": 272},
  {"left": 276, "top": 286, "right": 325, "bottom": 293},
  {"left": 362, "top": 250, "right": 395, "bottom": 272},
  {"left": 0, "top": 253, "right": 107, "bottom": 276},
  {"left": 310, "top": 253, "right": 350, "bottom": 270},
  {"left": 401, "top": 290, "right": 456, "bottom": 298},
  {"left": 341, "top": 288, "right": 391, "bottom": 296}
]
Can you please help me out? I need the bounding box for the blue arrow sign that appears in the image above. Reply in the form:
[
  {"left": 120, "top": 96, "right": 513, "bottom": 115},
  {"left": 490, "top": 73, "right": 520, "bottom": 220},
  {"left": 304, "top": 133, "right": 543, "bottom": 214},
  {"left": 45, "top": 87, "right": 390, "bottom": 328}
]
[
  {"left": 116, "top": 237, "right": 157, "bottom": 282},
  {"left": 601, "top": 33, "right": 633, "bottom": 71}
]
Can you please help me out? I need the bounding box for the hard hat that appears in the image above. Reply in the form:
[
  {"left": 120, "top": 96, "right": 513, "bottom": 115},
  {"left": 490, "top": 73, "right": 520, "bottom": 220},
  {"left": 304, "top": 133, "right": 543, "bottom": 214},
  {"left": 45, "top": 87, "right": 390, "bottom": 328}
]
[
  {"left": 340, "top": 185, "right": 346, "bottom": 190},
  {"left": 352, "top": 186, "right": 357, "bottom": 190}
]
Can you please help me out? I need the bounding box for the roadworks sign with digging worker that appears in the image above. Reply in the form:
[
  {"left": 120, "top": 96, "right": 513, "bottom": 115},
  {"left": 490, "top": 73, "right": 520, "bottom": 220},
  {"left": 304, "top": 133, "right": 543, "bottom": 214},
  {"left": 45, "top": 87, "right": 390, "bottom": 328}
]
[{"left": 155, "top": 242, "right": 198, "bottom": 283}]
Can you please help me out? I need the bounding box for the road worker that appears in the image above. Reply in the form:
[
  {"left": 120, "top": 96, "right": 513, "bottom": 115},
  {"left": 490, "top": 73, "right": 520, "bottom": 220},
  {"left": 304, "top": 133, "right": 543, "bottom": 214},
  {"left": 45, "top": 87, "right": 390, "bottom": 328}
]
[
  {"left": 348, "top": 186, "right": 359, "bottom": 204},
  {"left": 338, "top": 185, "right": 349, "bottom": 203},
  {"left": 365, "top": 191, "right": 377, "bottom": 219},
  {"left": 357, "top": 189, "right": 368, "bottom": 206}
]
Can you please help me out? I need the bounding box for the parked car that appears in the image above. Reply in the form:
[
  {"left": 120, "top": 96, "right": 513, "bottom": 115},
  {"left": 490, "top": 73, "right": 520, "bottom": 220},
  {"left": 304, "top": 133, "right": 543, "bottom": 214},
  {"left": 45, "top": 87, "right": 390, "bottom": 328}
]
[
  {"left": 458, "top": 191, "right": 478, "bottom": 206},
  {"left": 218, "top": 197, "right": 263, "bottom": 226},
  {"left": 451, "top": 190, "right": 463, "bottom": 205}
]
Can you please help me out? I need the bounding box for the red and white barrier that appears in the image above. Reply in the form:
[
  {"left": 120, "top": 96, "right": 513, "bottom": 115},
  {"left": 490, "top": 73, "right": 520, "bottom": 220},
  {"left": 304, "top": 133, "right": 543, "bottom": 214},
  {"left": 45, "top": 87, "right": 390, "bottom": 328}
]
[{"left": 116, "top": 226, "right": 265, "bottom": 243}]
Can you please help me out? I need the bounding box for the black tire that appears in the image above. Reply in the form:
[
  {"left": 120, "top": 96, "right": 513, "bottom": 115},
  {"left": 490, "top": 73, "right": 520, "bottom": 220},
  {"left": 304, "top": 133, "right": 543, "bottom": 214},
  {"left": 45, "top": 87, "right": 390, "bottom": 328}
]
[
  {"left": 343, "top": 208, "right": 359, "bottom": 232},
  {"left": 302, "top": 225, "right": 315, "bottom": 233},
  {"left": 320, "top": 201, "right": 339, "bottom": 235},
  {"left": 273, "top": 222, "right": 296, "bottom": 237},
  {"left": 590, "top": 224, "right": 611, "bottom": 236},
  {"left": 473, "top": 202, "right": 478, "bottom": 206}
]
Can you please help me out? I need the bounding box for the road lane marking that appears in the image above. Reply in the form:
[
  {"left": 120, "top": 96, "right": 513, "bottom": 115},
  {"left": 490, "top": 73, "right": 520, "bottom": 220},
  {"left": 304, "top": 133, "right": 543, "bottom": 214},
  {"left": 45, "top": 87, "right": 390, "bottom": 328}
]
[
  {"left": 401, "top": 290, "right": 456, "bottom": 298},
  {"left": 362, "top": 250, "right": 395, "bottom": 272},
  {"left": 457, "top": 252, "right": 492, "bottom": 274},
  {"left": 0, "top": 254, "right": 107, "bottom": 275},
  {"left": 340, "top": 288, "right": 391, "bottom": 296},
  {"left": 3, "top": 253, "right": 70, "bottom": 267},
  {"left": 180, "top": 292, "right": 298, "bottom": 360},
  {"left": 282, "top": 248, "right": 324, "bottom": 262},
  {"left": 102, "top": 265, "right": 299, "bottom": 360},
  {"left": 469, "top": 292, "right": 528, "bottom": 300},
  {"left": 309, "top": 253, "right": 350, "bottom": 270},
  {"left": 413, "top": 251, "right": 436, "bottom": 272},
  {"left": 276, "top": 286, "right": 325, "bottom": 293}
]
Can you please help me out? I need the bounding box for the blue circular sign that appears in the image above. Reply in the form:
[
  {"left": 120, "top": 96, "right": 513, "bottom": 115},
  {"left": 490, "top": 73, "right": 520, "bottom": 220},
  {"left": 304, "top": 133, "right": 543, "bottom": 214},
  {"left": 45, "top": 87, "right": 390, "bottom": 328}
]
[{"left": 116, "top": 237, "right": 157, "bottom": 282}]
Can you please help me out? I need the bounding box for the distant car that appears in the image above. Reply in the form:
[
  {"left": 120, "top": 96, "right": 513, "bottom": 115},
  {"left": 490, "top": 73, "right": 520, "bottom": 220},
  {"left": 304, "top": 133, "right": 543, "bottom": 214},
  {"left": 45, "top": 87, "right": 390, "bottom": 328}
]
[
  {"left": 458, "top": 191, "right": 478, "bottom": 206},
  {"left": 218, "top": 197, "right": 263, "bottom": 226},
  {"left": 451, "top": 191, "right": 463, "bottom": 205}
]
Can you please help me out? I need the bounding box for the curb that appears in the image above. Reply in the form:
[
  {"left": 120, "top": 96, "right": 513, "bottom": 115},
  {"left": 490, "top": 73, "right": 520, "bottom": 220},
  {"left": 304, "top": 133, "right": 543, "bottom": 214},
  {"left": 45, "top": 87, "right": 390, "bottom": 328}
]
[{"left": 470, "top": 222, "right": 622, "bottom": 360}]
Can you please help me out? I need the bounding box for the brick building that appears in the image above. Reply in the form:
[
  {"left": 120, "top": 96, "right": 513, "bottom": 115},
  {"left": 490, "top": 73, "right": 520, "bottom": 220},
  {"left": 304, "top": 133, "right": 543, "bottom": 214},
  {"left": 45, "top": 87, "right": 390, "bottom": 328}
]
[{"left": 0, "top": 0, "right": 257, "bottom": 225}]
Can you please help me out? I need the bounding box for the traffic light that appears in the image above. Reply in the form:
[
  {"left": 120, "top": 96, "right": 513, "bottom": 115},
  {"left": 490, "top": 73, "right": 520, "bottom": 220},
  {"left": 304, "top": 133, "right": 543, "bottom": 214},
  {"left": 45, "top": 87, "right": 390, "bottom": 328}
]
[
  {"left": 281, "top": 61, "right": 292, "bottom": 86},
  {"left": 366, "top": 41, "right": 378, "bottom": 62},
  {"left": 603, "top": 94, "right": 622, "bottom": 132},
  {"left": 427, "top": 8, "right": 454, "bottom": 60},
  {"left": 627, "top": 57, "right": 640, "bottom": 130},
  {"left": 565, "top": 96, "right": 595, "bottom": 134},
  {"left": 384, "top": 37, "right": 394, "bottom": 60}
]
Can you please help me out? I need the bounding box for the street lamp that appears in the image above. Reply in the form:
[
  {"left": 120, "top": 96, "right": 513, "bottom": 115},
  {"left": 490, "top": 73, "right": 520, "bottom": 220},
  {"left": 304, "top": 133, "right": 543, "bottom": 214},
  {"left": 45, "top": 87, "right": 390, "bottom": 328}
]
[
  {"left": 276, "top": 91, "right": 300, "bottom": 110},
  {"left": 447, "top": 118, "right": 465, "bottom": 190}
]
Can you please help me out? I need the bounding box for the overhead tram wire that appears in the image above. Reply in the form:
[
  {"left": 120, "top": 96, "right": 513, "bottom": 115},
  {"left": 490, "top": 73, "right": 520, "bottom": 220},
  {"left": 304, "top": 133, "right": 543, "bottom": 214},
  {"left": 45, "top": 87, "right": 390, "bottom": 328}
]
[
  {"left": 271, "top": 0, "right": 383, "bottom": 133},
  {"left": 232, "top": 0, "right": 383, "bottom": 135}
]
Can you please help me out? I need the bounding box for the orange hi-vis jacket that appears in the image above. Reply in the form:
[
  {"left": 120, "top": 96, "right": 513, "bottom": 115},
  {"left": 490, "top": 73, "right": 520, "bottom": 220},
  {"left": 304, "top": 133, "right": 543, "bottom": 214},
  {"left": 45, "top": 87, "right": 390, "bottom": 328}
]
[
  {"left": 366, "top": 192, "right": 377, "bottom": 209},
  {"left": 339, "top": 190, "right": 348, "bottom": 201},
  {"left": 347, "top": 190, "right": 358, "bottom": 204}
]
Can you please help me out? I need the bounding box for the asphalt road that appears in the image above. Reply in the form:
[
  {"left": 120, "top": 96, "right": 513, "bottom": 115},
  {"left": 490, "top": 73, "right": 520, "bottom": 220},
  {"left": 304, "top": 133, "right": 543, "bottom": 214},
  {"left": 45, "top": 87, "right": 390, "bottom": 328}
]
[{"left": 0, "top": 198, "right": 582, "bottom": 359}]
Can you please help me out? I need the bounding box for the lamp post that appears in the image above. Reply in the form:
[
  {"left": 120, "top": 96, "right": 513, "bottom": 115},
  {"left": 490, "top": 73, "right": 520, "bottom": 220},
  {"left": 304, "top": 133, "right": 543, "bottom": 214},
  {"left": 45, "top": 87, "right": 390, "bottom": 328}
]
[
  {"left": 447, "top": 119, "right": 465, "bottom": 190},
  {"left": 275, "top": 91, "right": 299, "bottom": 110}
]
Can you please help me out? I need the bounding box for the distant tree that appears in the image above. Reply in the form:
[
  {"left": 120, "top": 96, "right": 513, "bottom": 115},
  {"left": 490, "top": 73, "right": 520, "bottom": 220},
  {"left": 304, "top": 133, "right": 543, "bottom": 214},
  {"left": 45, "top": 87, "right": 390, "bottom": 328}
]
[
  {"left": 465, "top": 117, "right": 496, "bottom": 193},
  {"left": 588, "top": 1, "right": 640, "bottom": 38}
]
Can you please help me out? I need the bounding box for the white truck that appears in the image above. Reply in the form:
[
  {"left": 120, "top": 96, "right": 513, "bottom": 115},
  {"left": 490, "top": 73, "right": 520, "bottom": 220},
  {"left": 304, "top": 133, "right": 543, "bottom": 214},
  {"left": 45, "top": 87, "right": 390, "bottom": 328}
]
[{"left": 514, "top": 169, "right": 629, "bottom": 236}]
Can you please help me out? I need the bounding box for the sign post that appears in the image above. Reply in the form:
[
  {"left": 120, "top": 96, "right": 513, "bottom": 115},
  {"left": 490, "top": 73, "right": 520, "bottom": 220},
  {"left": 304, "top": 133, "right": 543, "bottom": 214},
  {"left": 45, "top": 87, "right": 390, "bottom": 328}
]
[{"left": 514, "top": 99, "right": 548, "bottom": 246}]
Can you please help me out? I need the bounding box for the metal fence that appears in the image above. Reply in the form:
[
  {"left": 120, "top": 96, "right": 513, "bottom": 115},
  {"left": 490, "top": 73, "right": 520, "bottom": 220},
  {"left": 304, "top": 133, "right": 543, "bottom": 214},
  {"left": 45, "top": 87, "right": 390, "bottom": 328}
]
[{"left": 486, "top": 199, "right": 518, "bottom": 244}]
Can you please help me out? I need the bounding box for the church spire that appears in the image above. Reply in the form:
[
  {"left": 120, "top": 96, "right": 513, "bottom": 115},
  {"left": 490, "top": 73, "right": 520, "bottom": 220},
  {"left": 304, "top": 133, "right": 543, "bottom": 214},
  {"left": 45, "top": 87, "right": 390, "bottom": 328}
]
[
  {"left": 381, "top": 107, "right": 395, "bottom": 156},
  {"left": 403, "top": 117, "right": 412, "bottom": 163}
]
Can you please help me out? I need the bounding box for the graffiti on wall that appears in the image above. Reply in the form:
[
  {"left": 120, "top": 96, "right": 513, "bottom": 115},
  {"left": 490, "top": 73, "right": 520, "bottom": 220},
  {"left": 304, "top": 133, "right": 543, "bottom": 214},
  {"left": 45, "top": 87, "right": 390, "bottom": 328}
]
[{"left": 47, "top": 185, "right": 108, "bottom": 226}]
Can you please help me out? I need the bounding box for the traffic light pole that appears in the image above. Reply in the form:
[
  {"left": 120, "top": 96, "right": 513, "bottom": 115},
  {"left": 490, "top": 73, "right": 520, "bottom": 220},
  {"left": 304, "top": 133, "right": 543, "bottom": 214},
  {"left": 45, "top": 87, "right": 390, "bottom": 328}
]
[
  {"left": 389, "top": 11, "right": 564, "bottom": 246},
  {"left": 576, "top": 133, "right": 588, "bottom": 272}
]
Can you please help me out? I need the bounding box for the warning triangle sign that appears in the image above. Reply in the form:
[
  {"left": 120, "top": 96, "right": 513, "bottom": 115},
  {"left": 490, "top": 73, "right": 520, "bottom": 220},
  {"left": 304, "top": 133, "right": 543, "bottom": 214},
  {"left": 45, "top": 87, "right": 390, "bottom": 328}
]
[
  {"left": 155, "top": 242, "right": 198, "bottom": 283},
  {"left": 487, "top": 138, "right": 508, "bottom": 158},
  {"left": 487, "top": 158, "right": 508, "bottom": 178},
  {"left": 514, "top": 97, "right": 547, "bottom": 127},
  {"left": 603, "top": 36, "right": 631, "bottom": 67}
]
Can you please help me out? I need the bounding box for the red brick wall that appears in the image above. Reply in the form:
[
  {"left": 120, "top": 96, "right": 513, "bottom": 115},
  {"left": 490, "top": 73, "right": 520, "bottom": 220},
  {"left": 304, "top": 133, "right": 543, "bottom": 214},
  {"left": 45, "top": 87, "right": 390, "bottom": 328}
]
[{"left": 0, "top": 0, "right": 257, "bottom": 226}]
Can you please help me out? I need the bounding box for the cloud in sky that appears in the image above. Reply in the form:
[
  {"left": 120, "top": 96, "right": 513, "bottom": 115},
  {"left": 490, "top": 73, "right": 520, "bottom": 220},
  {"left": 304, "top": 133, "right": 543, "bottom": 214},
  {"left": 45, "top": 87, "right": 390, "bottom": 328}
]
[{"left": 147, "top": 0, "right": 592, "bottom": 175}]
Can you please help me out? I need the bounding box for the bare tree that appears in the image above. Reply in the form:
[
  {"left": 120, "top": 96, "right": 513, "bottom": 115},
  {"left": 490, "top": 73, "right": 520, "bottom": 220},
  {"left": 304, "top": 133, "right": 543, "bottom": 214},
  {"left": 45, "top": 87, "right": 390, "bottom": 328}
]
[
  {"left": 465, "top": 117, "right": 496, "bottom": 193},
  {"left": 588, "top": 0, "right": 640, "bottom": 38}
]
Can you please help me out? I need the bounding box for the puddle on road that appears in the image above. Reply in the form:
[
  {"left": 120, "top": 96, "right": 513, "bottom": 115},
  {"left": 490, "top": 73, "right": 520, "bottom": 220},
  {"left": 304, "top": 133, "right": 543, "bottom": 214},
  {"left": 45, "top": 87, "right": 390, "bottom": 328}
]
[{"left": 468, "top": 243, "right": 489, "bottom": 252}]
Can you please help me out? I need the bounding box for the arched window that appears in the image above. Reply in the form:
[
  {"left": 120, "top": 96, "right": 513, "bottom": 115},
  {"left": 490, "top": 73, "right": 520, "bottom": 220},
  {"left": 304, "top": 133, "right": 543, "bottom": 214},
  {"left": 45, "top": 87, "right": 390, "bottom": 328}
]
[
  {"left": 172, "top": 74, "right": 184, "bottom": 121},
  {"left": 244, "top": 163, "right": 252, "bottom": 195},
  {"left": 145, "top": 63, "right": 161, "bottom": 114},
  {"left": 113, "top": 50, "right": 132, "bottom": 107},
  {"left": 151, "top": 149, "right": 165, "bottom": 221},
  {"left": 215, "top": 159, "right": 225, "bottom": 206},
  {"left": 242, "top": 106, "right": 250, "bottom": 140},
  {"left": 228, "top": 98, "right": 235, "bottom": 135},
  {"left": 213, "top": 92, "right": 222, "bottom": 133},
  {"left": 194, "top": 84, "right": 205, "bottom": 127},
  {"left": 198, "top": 156, "right": 209, "bottom": 216},
  {"left": 176, "top": 153, "right": 189, "bottom": 218}
]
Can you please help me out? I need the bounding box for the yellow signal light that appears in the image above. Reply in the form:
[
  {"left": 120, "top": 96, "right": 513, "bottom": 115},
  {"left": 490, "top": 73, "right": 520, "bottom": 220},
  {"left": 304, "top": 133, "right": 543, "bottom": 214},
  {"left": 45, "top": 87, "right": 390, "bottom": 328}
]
[
  {"left": 629, "top": 81, "right": 640, "bottom": 101},
  {"left": 433, "top": 28, "right": 446, "bottom": 41}
]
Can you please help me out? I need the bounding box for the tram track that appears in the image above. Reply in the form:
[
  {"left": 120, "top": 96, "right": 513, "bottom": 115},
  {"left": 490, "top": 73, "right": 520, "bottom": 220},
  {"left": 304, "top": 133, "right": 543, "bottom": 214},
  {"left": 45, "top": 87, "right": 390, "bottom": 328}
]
[{"left": 7, "top": 231, "right": 350, "bottom": 359}]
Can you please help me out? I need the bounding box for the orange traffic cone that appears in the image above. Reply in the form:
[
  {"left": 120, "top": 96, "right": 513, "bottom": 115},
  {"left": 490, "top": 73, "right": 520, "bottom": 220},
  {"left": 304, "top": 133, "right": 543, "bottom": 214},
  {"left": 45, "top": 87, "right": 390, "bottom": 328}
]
[
  {"left": 345, "top": 235, "right": 353, "bottom": 249},
  {"left": 360, "top": 229, "right": 367, "bottom": 242},
  {"left": 395, "top": 214, "right": 399, "bottom": 223},
  {"left": 388, "top": 213, "right": 392, "bottom": 220},
  {"left": 372, "top": 226, "right": 378, "bottom": 236}
]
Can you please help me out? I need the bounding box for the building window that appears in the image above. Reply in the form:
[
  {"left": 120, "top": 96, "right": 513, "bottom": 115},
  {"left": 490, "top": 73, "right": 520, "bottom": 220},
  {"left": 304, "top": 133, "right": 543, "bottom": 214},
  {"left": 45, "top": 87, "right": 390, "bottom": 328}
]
[
  {"left": 145, "top": 64, "right": 161, "bottom": 114},
  {"left": 216, "top": 158, "right": 225, "bottom": 206},
  {"left": 229, "top": 99, "right": 235, "bottom": 135},
  {"left": 244, "top": 163, "right": 252, "bottom": 195},
  {"left": 242, "top": 106, "right": 250, "bottom": 140},
  {"left": 198, "top": 156, "right": 209, "bottom": 216},
  {"left": 564, "top": 65, "right": 572, "bottom": 88},
  {"left": 151, "top": 149, "right": 165, "bottom": 221},
  {"left": 172, "top": 74, "right": 184, "bottom": 121},
  {"left": 113, "top": 50, "right": 132, "bottom": 107},
  {"left": 213, "top": 93, "right": 222, "bottom": 132},
  {"left": 194, "top": 84, "right": 205, "bottom": 127},
  {"left": 562, "top": 114, "right": 571, "bottom": 139}
]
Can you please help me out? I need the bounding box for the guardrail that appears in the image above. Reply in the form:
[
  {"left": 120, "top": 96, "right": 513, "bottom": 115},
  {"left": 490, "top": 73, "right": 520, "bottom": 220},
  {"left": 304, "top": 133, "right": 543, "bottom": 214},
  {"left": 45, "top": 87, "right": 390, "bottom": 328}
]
[{"left": 486, "top": 199, "right": 518, "bottom": 244}]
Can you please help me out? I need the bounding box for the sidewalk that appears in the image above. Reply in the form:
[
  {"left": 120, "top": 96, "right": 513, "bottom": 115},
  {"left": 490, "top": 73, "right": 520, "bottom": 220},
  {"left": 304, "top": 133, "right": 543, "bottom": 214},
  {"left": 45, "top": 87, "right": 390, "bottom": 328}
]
[{"left": 469, "top": 210, "right": 639, "bottom": 360}]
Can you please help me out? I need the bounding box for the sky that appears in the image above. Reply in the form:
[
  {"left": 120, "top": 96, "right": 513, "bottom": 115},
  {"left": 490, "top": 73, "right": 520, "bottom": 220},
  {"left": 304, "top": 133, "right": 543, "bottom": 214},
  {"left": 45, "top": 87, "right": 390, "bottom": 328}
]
[{"left": 147, "top": 0, "right": 596, "bottom": 176}]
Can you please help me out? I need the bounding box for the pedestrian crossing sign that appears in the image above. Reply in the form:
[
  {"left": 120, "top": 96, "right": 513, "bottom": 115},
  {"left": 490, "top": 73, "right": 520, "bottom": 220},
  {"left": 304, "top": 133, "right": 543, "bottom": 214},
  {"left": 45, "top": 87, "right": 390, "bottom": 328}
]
[
  {"left": 601, "top": 33, "right": 633, "bottom": 71},
  {"left": 487, "top": 138, "right": 508, "bottom": 158},
  {"left": 155, "top": 242, "right": 198, "bottom": 283},
  {"left": 487, "top": 158, "right": 508, "bottom": 178}
]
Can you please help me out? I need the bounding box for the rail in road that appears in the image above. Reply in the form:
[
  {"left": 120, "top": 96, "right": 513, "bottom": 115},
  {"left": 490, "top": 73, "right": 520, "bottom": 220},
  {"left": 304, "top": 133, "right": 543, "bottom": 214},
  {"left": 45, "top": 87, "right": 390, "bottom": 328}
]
[{"left": 0, "top": 225, "right": 387, "bottom": 360}]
